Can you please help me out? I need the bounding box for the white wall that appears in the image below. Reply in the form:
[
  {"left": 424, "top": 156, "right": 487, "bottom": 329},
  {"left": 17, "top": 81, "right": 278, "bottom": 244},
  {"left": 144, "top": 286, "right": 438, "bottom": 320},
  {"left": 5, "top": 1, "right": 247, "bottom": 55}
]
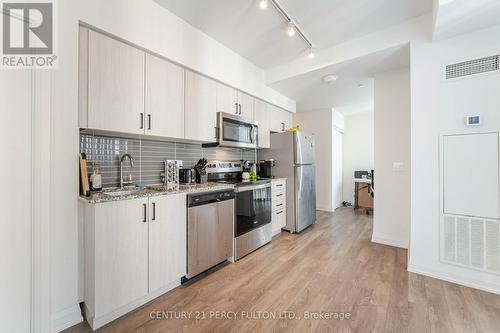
[
  {"left": 293, "top": 109, "right": 344, "bottom": 212},
  {"left": 373, "top": 68, "right": 411, "bottom": 249},
  {"left": 49, "top": 1, "right": 296, "bottom": 331},
  {"left": 409, "top": 24, "right": 500, "bottom": 294},
  {"left": 342, "top": 112, "right": 374, "bottom": 204}
]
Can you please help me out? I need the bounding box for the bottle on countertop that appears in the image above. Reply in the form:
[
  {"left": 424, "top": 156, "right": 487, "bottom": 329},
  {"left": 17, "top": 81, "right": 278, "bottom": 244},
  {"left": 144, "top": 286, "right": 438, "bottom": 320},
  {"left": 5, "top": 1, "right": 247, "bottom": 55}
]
[{"left": 90, "top": 164, "right": 102, "bottom": 191}]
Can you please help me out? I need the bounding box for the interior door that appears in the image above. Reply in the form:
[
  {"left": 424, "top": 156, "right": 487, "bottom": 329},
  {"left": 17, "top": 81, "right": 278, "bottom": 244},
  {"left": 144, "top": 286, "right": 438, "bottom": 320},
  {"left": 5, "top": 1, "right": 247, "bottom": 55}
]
[
  {"left": 332, "top": 129, "right": 344, "bottom": 209},
  {"left": 295, "top": 165, "right": 317, "bottom": 232}
]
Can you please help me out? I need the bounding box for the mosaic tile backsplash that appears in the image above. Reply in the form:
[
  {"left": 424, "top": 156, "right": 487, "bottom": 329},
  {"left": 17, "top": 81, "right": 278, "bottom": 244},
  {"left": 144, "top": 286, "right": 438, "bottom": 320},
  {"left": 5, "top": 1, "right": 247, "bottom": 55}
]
[{"left": 80, "top": 133, "right": 256, "bottom": 188}]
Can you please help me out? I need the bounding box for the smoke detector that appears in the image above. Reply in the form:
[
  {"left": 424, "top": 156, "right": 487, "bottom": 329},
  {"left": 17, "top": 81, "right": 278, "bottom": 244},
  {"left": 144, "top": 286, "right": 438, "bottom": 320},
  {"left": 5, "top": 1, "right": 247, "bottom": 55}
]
[{"left": 322, "top": 74, "right": 338, "bottom": 84}]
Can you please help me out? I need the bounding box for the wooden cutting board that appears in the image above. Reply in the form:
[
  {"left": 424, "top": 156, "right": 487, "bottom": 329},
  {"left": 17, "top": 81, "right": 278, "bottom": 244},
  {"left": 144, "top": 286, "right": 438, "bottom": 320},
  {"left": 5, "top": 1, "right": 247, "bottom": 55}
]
[{"left": 80, "top": 153, "right": 90, "bottom": 196}]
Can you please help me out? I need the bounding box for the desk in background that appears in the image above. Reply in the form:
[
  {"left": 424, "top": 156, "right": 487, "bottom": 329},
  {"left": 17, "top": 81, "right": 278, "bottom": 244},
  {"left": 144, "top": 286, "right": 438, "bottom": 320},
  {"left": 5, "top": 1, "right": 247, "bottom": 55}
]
[{"left": 354, "top": 178, "right": 373, "bottom": 213}]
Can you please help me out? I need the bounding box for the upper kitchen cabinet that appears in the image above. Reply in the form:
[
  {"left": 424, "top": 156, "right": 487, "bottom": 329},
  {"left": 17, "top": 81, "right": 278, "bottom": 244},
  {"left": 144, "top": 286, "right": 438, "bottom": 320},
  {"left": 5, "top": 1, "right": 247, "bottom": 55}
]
[
  {"left": 145, "top": 54, "right": 185, "bottom": 138},
  {"left": 86, "top": 30, "right": 145, "bottom": 134},
  {"left": 269, "top": 105, "right": 293, "bottom": 133},
  {"left": 254, "top": 99, "right": 270, "bottom": 148},
  {"left": 216, "top": 83, "right": 254, "bottom": 120},
  {"left": 185, "top": 70, "right": 218, "bottom": 142}
]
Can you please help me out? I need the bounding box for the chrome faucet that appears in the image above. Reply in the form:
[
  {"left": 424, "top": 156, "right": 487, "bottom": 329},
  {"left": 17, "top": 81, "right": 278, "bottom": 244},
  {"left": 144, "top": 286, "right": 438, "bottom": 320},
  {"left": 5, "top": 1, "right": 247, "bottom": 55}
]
[{"left": 120, "top": 154, "right": 134, "bottom": 188}]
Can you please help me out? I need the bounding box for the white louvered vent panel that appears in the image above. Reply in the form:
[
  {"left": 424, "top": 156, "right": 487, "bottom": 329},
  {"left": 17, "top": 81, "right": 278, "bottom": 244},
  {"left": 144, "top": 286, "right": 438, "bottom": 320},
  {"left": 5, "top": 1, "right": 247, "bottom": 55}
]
[
  {"left": 485, "top": 220, "right": 500, "bottom": 272},
  {"left": 443, "top": 215, "right": 456, "bottom": 262},
  {"left": 442, "top": 215, "right": 500, "bottom": 274},
  {"left": 445, "top": 55, "right": 499, "bottom": 80},
  {"left": 456, "top": 217, "right": 470, "bottom": 265},
  {"left": 470, "top": 219, "right": 484, "bottom": 269}
]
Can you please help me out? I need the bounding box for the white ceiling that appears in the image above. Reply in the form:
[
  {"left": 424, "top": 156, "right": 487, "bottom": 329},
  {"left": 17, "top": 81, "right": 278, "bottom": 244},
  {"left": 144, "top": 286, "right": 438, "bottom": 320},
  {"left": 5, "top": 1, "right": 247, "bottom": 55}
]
[
  {"left": 154, "top": 0, "right": 432, "bottom": 69},
  {"left": 269, "top": 45, "right": 410, "bottom": 114},
  {"left": 433, "top": 0, "right": 500, "bottom": 41}
]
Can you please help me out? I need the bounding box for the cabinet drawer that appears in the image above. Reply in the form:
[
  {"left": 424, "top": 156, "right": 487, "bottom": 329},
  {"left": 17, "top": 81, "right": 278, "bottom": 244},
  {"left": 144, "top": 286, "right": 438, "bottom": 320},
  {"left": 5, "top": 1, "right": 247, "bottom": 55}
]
[
  {"left": 272, "top": 209, "right": 286, "bottom": 231},
  {"left": 272, "top": 198, "right": 286, "bottom": 212},
  {"left": 272, "top": 179, "right": 286, "bottom": 191},
  {"left": 272, "top": 189, "right": 285, "bottom": 201}
]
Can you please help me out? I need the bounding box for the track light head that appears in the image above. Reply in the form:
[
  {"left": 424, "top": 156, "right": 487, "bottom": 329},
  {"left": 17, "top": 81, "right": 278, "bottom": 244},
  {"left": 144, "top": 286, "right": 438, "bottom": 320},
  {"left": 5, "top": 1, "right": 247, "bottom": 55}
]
[
  {"left": 259, "top": 0, "right": 268, "bottom": 9},
  {"left": 308, "top": 48, "right": 315, "bottom": 59},
  {"left": 287, "top": 22, "right": 296, "bottom": 37}
]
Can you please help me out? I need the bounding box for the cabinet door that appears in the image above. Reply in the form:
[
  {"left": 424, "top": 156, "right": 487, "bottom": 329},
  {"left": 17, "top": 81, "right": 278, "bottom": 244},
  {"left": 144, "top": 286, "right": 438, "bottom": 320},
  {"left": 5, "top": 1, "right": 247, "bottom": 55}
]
[
  {"left": 237, "top": 91, "right": 255, "bottom": 121},
  {"left": 87, "top": 30, "right": 145, "bottom": 134},
  {"left": 216, "top": 82, "right": 238, "bottom": 115},
  {"left": 94, "top": 198, "right": 149, "bottom": 317},
  {"left": 254, "top": 99, "right": 270, "bottom": 148},
  {"left": 185, "top": 70, "right": 218, "bottom": 142},
  {"left": 145, "top": 54, "right": 185, "bottom": 138},
  {"left": 149, "top": 194, "right": 187, "bottom": 292},
  {"left": 283, "top": 110, "right": 293, "bottom": 131},
  {"left": 269, "top": 104, "right": 283, "bottom": 132}
]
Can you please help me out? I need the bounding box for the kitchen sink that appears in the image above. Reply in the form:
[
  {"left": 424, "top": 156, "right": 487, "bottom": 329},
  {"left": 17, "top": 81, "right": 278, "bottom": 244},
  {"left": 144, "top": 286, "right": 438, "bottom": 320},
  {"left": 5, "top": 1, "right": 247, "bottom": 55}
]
[{"left": 102, "top": 188, "right": 158, "bottom": 197}]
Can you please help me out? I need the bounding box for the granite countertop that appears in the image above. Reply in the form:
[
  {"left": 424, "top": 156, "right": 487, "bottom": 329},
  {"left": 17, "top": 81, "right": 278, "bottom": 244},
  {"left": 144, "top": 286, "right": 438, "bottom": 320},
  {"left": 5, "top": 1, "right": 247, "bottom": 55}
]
[{"left": 81, "top": 183, "right": 235, "bottom": 204}]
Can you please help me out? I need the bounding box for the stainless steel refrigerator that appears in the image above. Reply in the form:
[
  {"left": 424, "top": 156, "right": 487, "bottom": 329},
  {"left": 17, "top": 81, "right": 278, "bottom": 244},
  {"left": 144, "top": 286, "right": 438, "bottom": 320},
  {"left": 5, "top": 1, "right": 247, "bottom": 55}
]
[{"left": 260, "top": 131, "right": 316, "bottom": 233}]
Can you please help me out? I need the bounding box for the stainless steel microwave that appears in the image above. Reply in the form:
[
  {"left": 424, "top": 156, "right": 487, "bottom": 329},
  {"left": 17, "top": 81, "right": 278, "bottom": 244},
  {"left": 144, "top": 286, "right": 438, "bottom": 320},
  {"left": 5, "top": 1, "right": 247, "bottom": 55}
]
[{"left": 204, "top": 112, "right": 258, "bottom": 149}]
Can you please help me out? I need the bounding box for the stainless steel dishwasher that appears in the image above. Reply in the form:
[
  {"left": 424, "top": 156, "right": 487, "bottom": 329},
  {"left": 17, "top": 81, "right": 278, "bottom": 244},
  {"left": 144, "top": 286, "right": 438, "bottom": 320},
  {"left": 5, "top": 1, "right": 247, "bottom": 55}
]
[{"left": 186, "top": 189, "right": 235, "bottom": 279}]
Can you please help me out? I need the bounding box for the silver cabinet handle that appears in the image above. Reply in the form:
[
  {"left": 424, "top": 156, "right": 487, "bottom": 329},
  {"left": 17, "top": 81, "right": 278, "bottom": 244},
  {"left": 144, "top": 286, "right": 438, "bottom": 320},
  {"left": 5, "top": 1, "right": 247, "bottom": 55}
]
[
  {"left": 276, "top": 203, "right": 283, "bottom": 207},
  {"left": 147, "top": 114, "right": 151, "bottom": 130},
  {"left": 239, "top": 104, "right": 242, "bottom": 115},
  {"left": 140, "top": 113, "right": 144, "bottom": 129},
  {"left": 235, "top": 102, "right": 239, "bottom": 115},
  {"left": 276, "top": 211, "right": 283, "bottom": 214},
  {"left": 276, "top": 193, "right": 283, "bottom": 197},
  {"left": 276, "top": 184, "right": 283, "bottom": 187},
  {"left": 281, "top": 122, "right": 285, "bottom": 131},
  {"left": 152, "top": 202, "right": 156, "bottom": 221},
  {"left": 142, "top": 203, "right": 147, "bottom": 223}
]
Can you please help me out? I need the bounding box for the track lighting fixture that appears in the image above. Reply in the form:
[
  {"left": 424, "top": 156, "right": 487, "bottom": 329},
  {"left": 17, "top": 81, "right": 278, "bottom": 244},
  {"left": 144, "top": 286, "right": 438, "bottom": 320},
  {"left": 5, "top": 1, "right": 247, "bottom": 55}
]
[
  {"left": 287, "top": 22, "right": 296, "bottom": 37},
  {"left": 259, "top": 0, "right": 268, "bottom": 9}
]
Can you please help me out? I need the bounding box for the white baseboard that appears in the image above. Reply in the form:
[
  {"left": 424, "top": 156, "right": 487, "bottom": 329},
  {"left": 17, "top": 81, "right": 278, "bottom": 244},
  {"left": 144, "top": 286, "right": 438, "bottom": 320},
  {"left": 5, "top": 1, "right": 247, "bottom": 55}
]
[
  {"left": 371, "top": 233, "right": 408, "bottom": 249},
  {"left": 408, "top": 264, "right": 500, "bottom": 295},
  {"left": 50, "top": 304, "right": 83, "bottom": 333},
  {"left": 317, "top": 207, "right": 335, "bottom": 212}
]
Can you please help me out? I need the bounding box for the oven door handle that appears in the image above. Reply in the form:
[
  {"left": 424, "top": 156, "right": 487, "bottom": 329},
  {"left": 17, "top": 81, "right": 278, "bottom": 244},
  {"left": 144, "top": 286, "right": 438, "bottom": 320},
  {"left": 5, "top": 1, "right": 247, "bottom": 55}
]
[{"left": 235, "top": 184, "right": 271, "bottom": 192}]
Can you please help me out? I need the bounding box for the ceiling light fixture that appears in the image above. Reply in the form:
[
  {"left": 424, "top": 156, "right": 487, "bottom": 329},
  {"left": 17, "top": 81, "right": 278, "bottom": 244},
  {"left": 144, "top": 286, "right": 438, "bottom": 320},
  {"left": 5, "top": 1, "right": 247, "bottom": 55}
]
[
  {"left": 287, "top": 22, "right": 296, "bottom": 37},
  {"left": 358, "top": 84, "right": 365, "bottom": 88},
  {"left": 259, "top": 0, "right": 268, "bottom": 9},
  {"left": 308, "top": 48, "right": 315, "bottom": 59},
  {"left": 265, "top": 0, "right": 315, "bottom": 59},
  {"left": 322, "top": 74, "right": 338, "bottom": 83}
]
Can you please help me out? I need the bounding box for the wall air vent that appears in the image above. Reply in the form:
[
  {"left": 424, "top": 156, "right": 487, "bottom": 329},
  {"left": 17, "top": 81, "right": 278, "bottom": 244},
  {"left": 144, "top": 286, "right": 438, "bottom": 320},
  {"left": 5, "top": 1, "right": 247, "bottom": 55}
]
[{"left": 445, "top": 55, "right": 499, "bottom": 80}]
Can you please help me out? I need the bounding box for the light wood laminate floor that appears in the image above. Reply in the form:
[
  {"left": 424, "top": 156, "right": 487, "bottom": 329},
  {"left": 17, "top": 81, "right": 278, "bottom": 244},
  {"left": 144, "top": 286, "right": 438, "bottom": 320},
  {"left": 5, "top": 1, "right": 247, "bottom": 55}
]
[{"left": 65, "top": 208, "right": 500, "bottom": 333}]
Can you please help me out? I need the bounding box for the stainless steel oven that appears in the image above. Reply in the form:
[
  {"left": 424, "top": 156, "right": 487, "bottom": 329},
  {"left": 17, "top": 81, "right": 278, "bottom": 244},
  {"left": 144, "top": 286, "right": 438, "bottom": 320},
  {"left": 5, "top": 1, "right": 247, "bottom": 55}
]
[
  {"left": 216, "top": 112, "right": 258, "bottom": 149},
  {"left": 234, "top": 181, "right": 272, "bottom": 260}
]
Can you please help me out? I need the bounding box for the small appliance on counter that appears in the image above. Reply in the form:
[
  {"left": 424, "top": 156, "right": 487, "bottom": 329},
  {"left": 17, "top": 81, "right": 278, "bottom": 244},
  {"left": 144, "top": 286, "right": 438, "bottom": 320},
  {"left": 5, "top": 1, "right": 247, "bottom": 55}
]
[
  {"left": 179, "top": 168, "right": 197, "bottom": 184},
  {"left": 259, "top": 159, "right": 276, "bottom": 179},
  {"left": 161, "top": 160, "right": 182, "bottom": 186},
  {"left": 194, "top": 158, "right": 208, "bottom": 184}
]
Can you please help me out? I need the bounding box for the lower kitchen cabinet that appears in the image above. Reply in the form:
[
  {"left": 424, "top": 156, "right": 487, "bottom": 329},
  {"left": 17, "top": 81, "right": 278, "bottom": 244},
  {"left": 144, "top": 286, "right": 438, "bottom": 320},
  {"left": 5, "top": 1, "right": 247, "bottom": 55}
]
[
  {"left": 81, "top": 194, "right": 187, "bottom": 330},
  {"left": 149, "top": 194, "right": 186, "bottom": 293},
  {"left": 271, "top": 179, "right": 287, "bottom": 235}
]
